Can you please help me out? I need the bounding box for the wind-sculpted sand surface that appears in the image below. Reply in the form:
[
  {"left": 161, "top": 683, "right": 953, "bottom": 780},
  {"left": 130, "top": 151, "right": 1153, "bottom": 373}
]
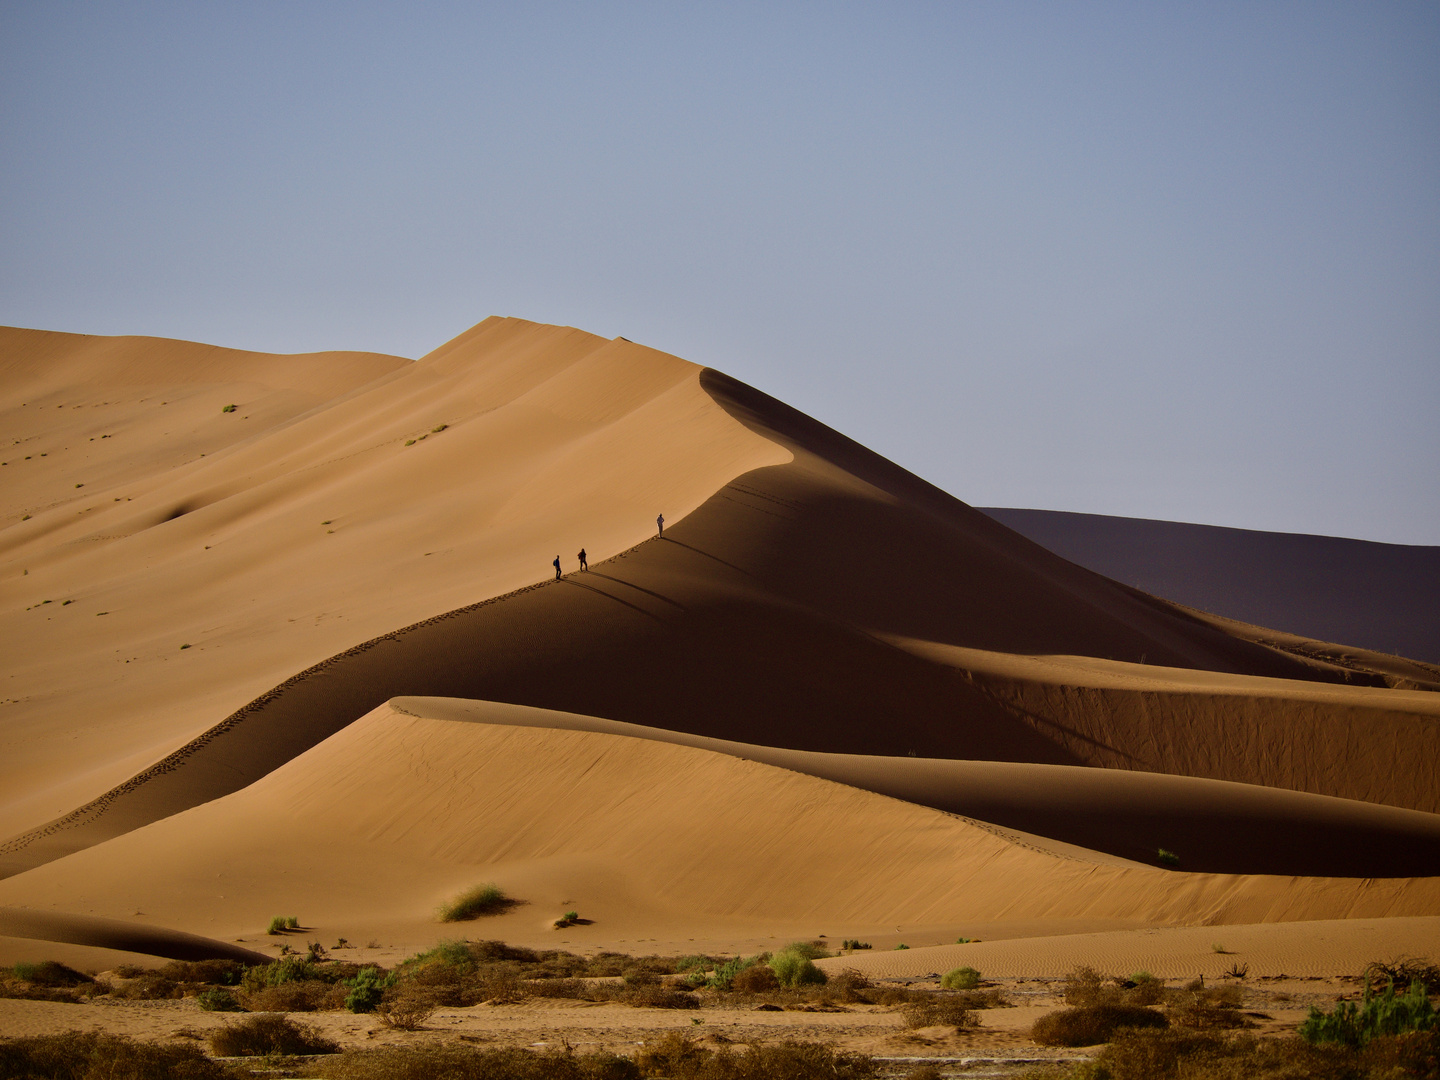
[{"left": 1, "top": 317, "right": 1436, "bottom": 1072}]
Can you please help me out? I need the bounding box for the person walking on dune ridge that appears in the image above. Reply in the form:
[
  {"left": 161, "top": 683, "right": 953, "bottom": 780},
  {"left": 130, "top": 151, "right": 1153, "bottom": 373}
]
[
  {"left": 656, "top": 513, "right": 664, "bottom": 536},
  {"left": 578, "top": 548, "right": 587, "bottom": 571},
  {"left": 553, "top": 555, "right": 561, "bottom": 580}
]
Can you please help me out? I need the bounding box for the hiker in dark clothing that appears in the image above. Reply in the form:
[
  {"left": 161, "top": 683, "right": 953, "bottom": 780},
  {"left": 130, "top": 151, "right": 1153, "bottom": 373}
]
[
  {"left": 578, "top": 548, "right": 587, "bottom": 571},
  {"left": 553, "top": 555, "right": 561, "bottom": 580},
  {"left": 656, "top": 513, "right": 664, "bottom": 536}
]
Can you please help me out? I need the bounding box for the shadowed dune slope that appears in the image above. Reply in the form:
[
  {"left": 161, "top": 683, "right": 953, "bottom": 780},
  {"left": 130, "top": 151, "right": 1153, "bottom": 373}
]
[
  {"left": 982, "top": 507, "right": 1440, "bottom": 666},
  {"left": 385, "top": 697, "right": 1440, "bottom": 879},
  {"left": 0, "top": 702, "right": 1435, "bottom": 956},
  {"left": 3, "top": 320, "right": 1440, "bottom": 882}
]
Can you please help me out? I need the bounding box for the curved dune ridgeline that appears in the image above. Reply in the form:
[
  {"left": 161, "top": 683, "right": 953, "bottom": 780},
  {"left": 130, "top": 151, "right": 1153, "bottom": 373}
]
[{"left": 1, "top": 317, "right": 1438, "bottom": 957}]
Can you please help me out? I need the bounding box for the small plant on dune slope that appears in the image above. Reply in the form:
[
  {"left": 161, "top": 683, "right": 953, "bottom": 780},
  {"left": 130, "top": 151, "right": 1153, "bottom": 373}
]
[{"left": 438, "top": 883, "right": 518, "bottom": 922}]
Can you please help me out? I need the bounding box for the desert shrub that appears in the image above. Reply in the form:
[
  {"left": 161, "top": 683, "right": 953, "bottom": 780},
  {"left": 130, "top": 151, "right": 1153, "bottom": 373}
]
[
  {"left": 209, "top": 1013, "right": 340, "bottom": 1056},
  {"left": 706, "top": 956, "right": 761, "bottom": 991},
  {"left": 941, "top": 966, "right": 981, "bottom": 990},
  {"left": 621, "top": 984, "right": 701, "bottom": 1009},
  {"left": 196, "top": 986, "right": 245, "bottom": 1011},
  {"left": 1085, "top": 1027, "right": 1440, "bottom": 1080},
  {"left": 314, "top": 1044, "right": 640, "bottom": 1080},
  {"left": 1064, "top": 965, "right": 1117, "bottom": 1008},
  {"left": 1157, "top": 848, "right": 1180, "bottom": 866},
  {"left": 732, "top": 963, "right": 780, "bottom": 993},
  {"left": 242, "top": 979, "right": 336, "bottom": 1012},
  {"left": 902, "top": 997, "right": 976, "bottom": 1029},
  {"left": 240, "top": 955, "right": 323, "bottom": 992},
  {"left": 0, "top": 1031, "right": 231, "bottom": 1080},
  {"left": 344, "top": 966, "right": 392, "bottom": 1013},
  {"left": 10, "top": 961, "right": 91, "bottom": 987},
  {"left": 160, "top": 959, "right": 244, "bottom": 986},
  {"left": 769, "top": 948, "right": 827, "bottom": 988},
  {"left": 782, "top": 941, "right": 832, "bottom": 960},
  {"left": 286, "top": 916, "right": 299, "bottom": 929},
  {"left": 376, "top": 989, "right": 435, "bottom": 1030},
  {"left": 841, "top": 939, "right": 871, "bottom": 950},
  {"left": 1365, "top": 957, "right": 1440, "bottom": 995},
  {"left": 267, "top": 915, "right": 290, "bottom": 935},
  {"left": 825, "top": 969, "right": 871, "bottom": 1001},
  {"left": 1301, "top": 978, "right": 1436, "bottom": 1047},
  {"left": 1032, "top": 1004, "right": 1168, "bottom": 1046},
  {"left": 438, "top": 883, "right": 516, "bottom": 921},
  {"left": 633, "top": 1033, "right": 878, "bottom": 1080},
  {"left": 1166, "top": 987, "right": 1250, "bottom": 1031},
  {"left": 1129, "top": 972, "right": 1165, "bottom": 1006}
]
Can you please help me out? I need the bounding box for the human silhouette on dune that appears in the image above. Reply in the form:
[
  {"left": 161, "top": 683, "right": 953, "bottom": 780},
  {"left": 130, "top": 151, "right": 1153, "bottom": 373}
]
[
  {"left": 656, "top": 513, "right": 664, "bottom": 536},
  {"left": 553, "top": 555, "right": 561, "bottom": 580},
  {"left": 578, "top": 548, "right": 587, "bottom": 571}
]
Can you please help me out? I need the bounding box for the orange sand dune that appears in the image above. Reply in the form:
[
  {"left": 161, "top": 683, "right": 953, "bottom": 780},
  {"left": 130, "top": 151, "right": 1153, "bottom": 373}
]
[
  {"left": 2, "top": 316, "right": 1438, "bottom": 966},
  {"left": 983, "top": 507, "right": 1440, "bottom": 667},
  {"left": 0, "top": 319, "right": 786, "bottom": 845},
  {"left": 0, "top": 702, "right": 1435, "bottom": 961}
]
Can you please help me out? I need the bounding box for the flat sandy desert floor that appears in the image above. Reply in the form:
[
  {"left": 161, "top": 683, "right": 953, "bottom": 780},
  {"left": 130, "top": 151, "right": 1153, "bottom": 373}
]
[{"left": 1, "top": 317, "right": 1437, "bottom": 1073}]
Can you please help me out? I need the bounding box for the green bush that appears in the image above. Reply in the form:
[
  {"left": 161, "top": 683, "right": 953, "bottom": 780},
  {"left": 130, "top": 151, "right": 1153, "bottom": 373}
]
[
  {"left": 196, "top": 986, "right": 244, "bottom": 1011},
  {"left": 782, "top": 940, "right": 832, "bottom": 960},
  {"left": 1032, "top": 1004, "right": 1169, "bottom": 1046},
  {"left": 209, "top": 1013, "right": 340, "bottom": 1057},
  {"left": 10, "top": 961, "right": 91, "bottom": 987},
  {"left": 240, "top": 954, "right": 321, "bottom": 991},
  {"left": 438, "top": 883, "right": 516, "bottom": 921},
  {"left": 1301, "top": 978, "right": 1436, "bottom": 1047},
  {"left": 706, "top": 956, "right": 759, "bottom": 991},
  {"left": 344, "top": 966, "right": 392, "bottom": 1013},
  {"left": 769, "top": 948, "right": 828, "bottom": 988},
  {"left": 0, "top": 1031, "right": 230, "bottom": 1079},
  {"left": 222, "top": 404, "right": 237, "bottom": 413},
  {"left": 941, "top": 966, "right": 981, "bottom": 990},
  {"left": 841, "top": 939, "right": 871, "bottom": 950},
  {"left": 1157, "top": 848, "right": 1180, "bottom": 866}
]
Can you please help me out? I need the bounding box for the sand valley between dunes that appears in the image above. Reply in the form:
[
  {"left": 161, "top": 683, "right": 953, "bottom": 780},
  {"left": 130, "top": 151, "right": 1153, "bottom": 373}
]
[{"left": 1, "top": 316, "right": 1437, "bottom": 1071}]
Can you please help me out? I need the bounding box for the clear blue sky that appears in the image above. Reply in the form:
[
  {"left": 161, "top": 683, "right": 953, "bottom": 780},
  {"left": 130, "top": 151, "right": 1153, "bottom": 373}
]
[{"left": 3, "top": 2, "right": 1436, "bottom": 543}]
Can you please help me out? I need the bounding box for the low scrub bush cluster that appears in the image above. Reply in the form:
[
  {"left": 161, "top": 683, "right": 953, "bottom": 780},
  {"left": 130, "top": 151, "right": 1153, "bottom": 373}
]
[
  {"left": 1059, "top": 966, "right": 1248, "bottom": 1031},
  {"left": 0, "top": 960, "right": 107, "bottom": 1003},
  {"left": 306, "top": 1036, "right": 878, "bottom": 1080},
  {"left": 0, "top": 1031, "right": 231, "bottom": 1080},
  {"left": 209, "top": 1013, "right": 340, "bottom": 1057},
  {"left": 1033, "top": 1004, "right": 1169, "bottom": 1047},
  {"left": 1072, "top": 1027, "right": 1440, "bottom": 1079}
]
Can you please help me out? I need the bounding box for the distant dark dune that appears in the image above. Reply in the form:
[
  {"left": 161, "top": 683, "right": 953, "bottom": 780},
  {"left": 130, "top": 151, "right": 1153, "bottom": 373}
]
[{"left": 980, "top": 508, "right": 1440, "bottom": 665}]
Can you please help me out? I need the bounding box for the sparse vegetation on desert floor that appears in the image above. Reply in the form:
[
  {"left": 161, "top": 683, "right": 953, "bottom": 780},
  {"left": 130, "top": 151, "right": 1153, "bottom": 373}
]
[{"left": 1, "top": 950, "right": 1437, "bottom": 1078}]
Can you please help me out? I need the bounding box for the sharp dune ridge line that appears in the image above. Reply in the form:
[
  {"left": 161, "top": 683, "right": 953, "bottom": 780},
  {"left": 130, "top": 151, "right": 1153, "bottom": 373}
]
[{"left": 0, "top": 316, "right": 1436, "bottom": 967}]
